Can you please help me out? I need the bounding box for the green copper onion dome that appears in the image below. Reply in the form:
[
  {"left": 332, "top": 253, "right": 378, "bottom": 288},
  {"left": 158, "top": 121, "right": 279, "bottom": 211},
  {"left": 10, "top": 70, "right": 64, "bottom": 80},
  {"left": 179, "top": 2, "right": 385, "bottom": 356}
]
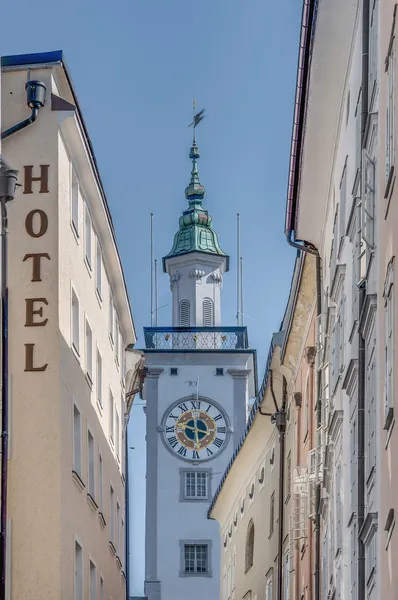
[{"left": 163, "top": 138, "right": 229, "bottom": 272}]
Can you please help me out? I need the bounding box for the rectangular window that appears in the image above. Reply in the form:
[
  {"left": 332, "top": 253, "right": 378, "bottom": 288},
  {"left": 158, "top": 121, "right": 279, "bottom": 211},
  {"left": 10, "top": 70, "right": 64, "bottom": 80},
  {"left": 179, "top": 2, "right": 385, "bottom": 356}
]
[
  {"left": 109, "top": 294, "right": 114, "bottom": 343},
  {"left": 96, "top": 350, "right": 102, "bottom": 407},
  {"left": 339, "top": 164, "right": 347, "bottom": 244},
  {"left": 184, "top": 544, "right": 208, "bottom": 574},
  {"left": 121, "top": 342, "right": 126, "bottom": 384},
  {"left": 336, "top": 463, "right": 343, "bottom": 552},
  {"left": 115, "top": 317, "right": 120, "bottom": 365},
  {"left": 368, "top": 0, "right": 378, "bottom": 107},
  {"left": 266, "top": 576, "right": 272, "bottom": 600},
  {"left": 115, "top": 410, "right": 120, "bottom": 460},
  {"left": 85, "top": 320, "right": 93, "bottom": 381},
  {"left": 350, "top": 417, "right": 357, "bottom": 515},
  {"left": 89, "top": 560, "right": 97, "bottom": 600},
  {"left": 184, "top": 472, "right": 208, "bottom": 499},
  {"left": 284, "top": 551, "right": 290, "bottom": 600},
  {"left": 72, "top": 289, "right": 80, "bottom": 354},
  {"left": 227, "top": 563, "right": 232, "bottom": 599},
  {"left": 73, "top": 404, "right": 82, "bottom": 477},
  {"left": 100, "top": 577, "right": 104, "bottom": 600},
  {"left": 74, "top": 540, "right": 83, "bottom": 600},
  {"left": 99, "top": 453, "right": 104, "bottom": 513},
  {"left": 109, "top": 390, "right": 114, "bottom": 443},
  {"left": 110, "top": 485, "right": 115, "bottom": 544},
  {"left": 269, "top": 492, "right": 275, "bottom": 536},
  {"left": 386, "top": 38, "right": 395, "bottom": 183},
  {"left": 88, "top": 430, "right": 95, "bottom": 499},
  {"left": 71, "top": 165, "right": 79, "bottom": 236},
  {"left": 121, "top": 519, "right": 125, "bottom": 566},
  {"left": 85, "top": 206, "right": 92, "bottom": 268},
  {"left": 232, "top": 554, "right": 236, "bottom": 590},
  {"left": 362, "top": 149, "right": 376, "bottom": 249},
  {"left": 286, "top": 452, "right": 291, "bottom": 500},
  {"left": 385, "top": 262, "right": 394, "bottom": 425},
  {"left": 96, "top": 241, "right": 102, "bottom": 299},
  {"left": 116, "top": 501, "right": 120, "bottom": 556}
]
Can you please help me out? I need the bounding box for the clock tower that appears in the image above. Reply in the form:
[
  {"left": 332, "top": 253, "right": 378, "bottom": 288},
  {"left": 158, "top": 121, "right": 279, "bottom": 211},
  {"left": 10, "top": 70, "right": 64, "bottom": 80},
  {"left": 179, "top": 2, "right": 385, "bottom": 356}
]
[{"left": 143, "top": 128, "right": 256, "bottom": 600}]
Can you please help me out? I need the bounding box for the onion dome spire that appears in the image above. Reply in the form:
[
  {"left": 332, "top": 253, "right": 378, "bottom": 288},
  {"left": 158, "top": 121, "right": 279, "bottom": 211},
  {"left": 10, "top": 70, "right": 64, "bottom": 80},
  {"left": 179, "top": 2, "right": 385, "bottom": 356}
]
[{"left": 162, "top": 105, "right": 229, "bottom": 272}]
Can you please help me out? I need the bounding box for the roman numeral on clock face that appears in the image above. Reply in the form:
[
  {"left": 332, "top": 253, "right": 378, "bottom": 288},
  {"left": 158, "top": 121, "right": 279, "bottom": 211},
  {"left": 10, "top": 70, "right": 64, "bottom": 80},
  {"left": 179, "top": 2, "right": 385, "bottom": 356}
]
[
  {"left": 167, "top": 436, "right": 178, "bottom": 449},
  {"left": 213, "top": 437, "right": 223, "bottom": 448},
  {"left": 178, "top": 403, "right": 188, "bottom": 412},
  {"left": 214, "top": 413, "right": 223, "bottom": 421},
  {"left": 217, "top": 427, "right": 226, "bottom": 434},
  {"left": 165, "top": 426, "right": 174, "bottom": 433},
  {"left": 192, "top": 450, "right": 200, "bottom": 460},
  {"left": 178, "top": 446, "right": 187, "bottom": 457},
  {"left": 190, "top": 400, "right": 201, "bottom": 410}
]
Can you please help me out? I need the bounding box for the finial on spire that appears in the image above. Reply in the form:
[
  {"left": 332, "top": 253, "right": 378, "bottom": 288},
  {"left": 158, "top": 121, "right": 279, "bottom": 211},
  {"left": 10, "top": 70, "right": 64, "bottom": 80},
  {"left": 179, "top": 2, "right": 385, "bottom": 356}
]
[{"left": 186, "top": 102, "right": 206, "bottom": 204}]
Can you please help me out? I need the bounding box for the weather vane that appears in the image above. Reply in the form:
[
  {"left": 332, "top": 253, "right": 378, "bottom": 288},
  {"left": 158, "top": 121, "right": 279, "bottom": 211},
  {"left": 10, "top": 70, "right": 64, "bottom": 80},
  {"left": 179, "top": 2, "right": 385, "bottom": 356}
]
[{"left": 188, "top": 99, "right": 205, "bottom": 142}]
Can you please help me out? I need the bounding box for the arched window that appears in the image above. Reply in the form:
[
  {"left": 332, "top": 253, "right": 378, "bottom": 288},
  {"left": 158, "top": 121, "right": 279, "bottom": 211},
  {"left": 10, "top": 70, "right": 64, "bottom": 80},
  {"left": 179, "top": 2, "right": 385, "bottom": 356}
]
[
  {"left": 245, "top": 520, "right": 255, "bottom": 572},
  {"left": 203, "top": 297, "right": 214, "bottom": 326},
  {"left": 179, "top": 300, "right": 190, "bottom": 327}
]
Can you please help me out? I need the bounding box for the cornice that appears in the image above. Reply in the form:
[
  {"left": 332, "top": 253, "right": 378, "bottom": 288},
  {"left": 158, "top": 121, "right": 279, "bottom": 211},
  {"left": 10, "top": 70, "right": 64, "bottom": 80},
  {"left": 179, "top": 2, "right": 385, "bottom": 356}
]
[
  {"left": 358, "top": 294, "right": 377, "bottom": 339},
  {"left": 341, "top": 358, "right": 358, "bottom": 396}
]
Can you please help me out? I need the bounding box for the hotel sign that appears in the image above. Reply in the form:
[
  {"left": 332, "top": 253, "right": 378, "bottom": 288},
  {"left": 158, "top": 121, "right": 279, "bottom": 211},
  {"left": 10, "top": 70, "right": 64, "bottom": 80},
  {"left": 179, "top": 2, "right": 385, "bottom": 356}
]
[{"left": 22, "top": 165, "right": 50, "bottom": 372}]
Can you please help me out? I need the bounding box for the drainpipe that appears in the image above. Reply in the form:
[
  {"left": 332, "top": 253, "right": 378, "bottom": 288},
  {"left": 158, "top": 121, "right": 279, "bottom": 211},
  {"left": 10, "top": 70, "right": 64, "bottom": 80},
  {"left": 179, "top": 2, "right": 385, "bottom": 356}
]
[
  {"left": 314, "top": 255, "right": 322, "bottom": 600},
  {"left": 0, "top": 79, "right": 46, "bottom": 599},
  {"left": 305, "top": 345, "right": 316, "bottom": 600},
  {"left": 276, "top": 375, "right": 287, "bottom": 600},
  {"left": 125, "top": 422, "right": 131, "bottom": 598},
  {"left": 358, "top": 0, "right": 370, "bottom": 598}
]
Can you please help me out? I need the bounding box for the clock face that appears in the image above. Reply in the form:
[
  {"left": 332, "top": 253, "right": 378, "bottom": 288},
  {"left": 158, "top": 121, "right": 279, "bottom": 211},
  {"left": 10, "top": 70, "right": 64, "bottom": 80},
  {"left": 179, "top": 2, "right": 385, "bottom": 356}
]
[{"left": 163, "top": 399, "right": 228, "bottom": 461}]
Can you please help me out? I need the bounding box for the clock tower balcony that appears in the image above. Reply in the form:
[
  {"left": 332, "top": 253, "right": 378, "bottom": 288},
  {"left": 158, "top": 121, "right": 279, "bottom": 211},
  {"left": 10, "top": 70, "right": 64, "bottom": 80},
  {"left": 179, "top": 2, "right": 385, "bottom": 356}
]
[{"left": 144, "top": 326, "right": 249, "bottom": 351}]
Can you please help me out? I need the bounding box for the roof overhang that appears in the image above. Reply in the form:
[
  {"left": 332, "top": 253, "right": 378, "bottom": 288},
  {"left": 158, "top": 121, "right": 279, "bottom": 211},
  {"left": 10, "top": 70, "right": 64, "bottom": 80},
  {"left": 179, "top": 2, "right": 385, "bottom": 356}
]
[{"left": 290, "top": 0, "right": 358, "bottom": 250}]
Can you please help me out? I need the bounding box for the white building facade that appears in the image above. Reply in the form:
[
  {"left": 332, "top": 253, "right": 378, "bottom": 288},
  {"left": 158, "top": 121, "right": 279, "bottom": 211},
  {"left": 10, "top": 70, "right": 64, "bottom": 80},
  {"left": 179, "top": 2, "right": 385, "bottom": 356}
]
[{"left": 143, "top": 137, "right": 256, "bottom": 600}]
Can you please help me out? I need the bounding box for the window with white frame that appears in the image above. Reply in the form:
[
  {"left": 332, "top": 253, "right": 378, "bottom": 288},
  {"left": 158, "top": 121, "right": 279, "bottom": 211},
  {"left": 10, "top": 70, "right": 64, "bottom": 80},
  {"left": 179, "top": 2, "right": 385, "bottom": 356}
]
[
  {"left": 184, "top": 472, "right": 208, "bottom": 499},
  {"left": 109, "top": 390, "right": 114, "bottom": 443},
  {"left": 339, "top": 163, "right": 347, "bottom": 245},
  {"left": 85, "top": 320, "right": 93, "bottom": 381},
  {"left": 350, "top": 415, "right": 357, "bottom": 515},
  {"left": 183, "top": 544, "right": 209, "bottom": 574},
  {"left": 351, "top": 520, "right": 357, "bottom": 597},
  {"left": 115, "top": 317, "right": 120, "bottom": 365},
  {"left": 85, "top": 206, "right": 92, "bottom": 268},
  {"left": 74, "top": 540, "right": 83, "bottom": 600},
  {"left": 73, "top": 404, "right": 82, "bottom": 477},
  {"left": 89, "top": 560, "right": 97, "bottom": 600},
  {"left": 336, "top": 462, "right": 343, "bottom": 552},
  {"left": 71, "top": 164, "right": 79, "bottom": 237},
  {"left": 71, "top": 289, "right": 80, "bottom": 354},
  {"left": 99, "top": 453, "right": 104, "bottom": 513},
  {"left": 283, "top": 550, "right": 290, "bottom": 600},
  {"left": 97, "top": 350, "right": 102, "bottom": 408},
  {"left": 96, "top": 241, "right": 102, "bottom": 299},
  {"left": 109, "top": 294, "right": 114, "bottom": 343},
  {"left": 116, "top": 501, "right": 120, "bottom": 556},
  {"left": 232, "top": 554, "right": 236, "bottom": 590},
  {"left": 265, "top": 575, "right": 272, "bottom": 600},
  {"left": 87, "top": 429, "right": 95, "bottom": 499},
  {"left": 110, "top": 485, "right": 115, "bottom": 545},
  {"left": 362, "top": 149, "right": 376, "bottom": 249},
  {"left": 355, "top": 89, "right": 362, "bottom": 171},
  {"left": 227, "top": 562, "right": 232, "bottom": 599},
  {"left": 366, "top": 347, "right": 377, "bottom": 477},
  {"left": 115, "top": 409, "right": 120, "bottom": 460},
  {"left": 384, "top": 259, "right": 394, "bottom": 425},
  {"left": 386, "top": 37, "right": 395, "bottom": 183},
  {"left": 339, "top": 295, "right": 346, "bottom": 373},
  {"left": 121, "top": 518, "right": 125, "bottom": 566}
]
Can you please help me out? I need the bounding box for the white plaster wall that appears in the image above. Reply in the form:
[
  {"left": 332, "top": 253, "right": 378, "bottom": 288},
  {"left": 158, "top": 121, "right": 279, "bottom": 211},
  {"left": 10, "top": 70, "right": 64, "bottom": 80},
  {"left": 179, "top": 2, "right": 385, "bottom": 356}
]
[{"left": 146, "top": 352, "right": 252, "bottom": 600}]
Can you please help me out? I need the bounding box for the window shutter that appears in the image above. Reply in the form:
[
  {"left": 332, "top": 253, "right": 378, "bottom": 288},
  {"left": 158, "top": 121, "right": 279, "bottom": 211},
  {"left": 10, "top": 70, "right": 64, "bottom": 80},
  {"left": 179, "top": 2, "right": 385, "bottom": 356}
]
[
  {"left": 179, "top": 300, "right": 190, "bottom": 327},
  {"left": 203, "top": 298, "right": 214, "bottom": 326}
]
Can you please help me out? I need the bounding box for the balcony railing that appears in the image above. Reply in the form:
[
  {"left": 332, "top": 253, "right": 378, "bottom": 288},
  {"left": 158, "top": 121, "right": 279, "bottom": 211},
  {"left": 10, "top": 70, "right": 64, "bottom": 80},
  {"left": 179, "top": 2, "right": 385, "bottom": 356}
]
[{"left": 144, "top": 326, "right": 249, "bottom": 351}]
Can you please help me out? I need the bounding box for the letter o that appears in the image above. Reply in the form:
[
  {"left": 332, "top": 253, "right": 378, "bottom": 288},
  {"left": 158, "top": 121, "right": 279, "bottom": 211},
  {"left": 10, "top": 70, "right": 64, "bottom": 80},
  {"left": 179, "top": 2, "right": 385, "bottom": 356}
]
[{"left": 25, "top": 210, "right": 48, "bottom": 238}]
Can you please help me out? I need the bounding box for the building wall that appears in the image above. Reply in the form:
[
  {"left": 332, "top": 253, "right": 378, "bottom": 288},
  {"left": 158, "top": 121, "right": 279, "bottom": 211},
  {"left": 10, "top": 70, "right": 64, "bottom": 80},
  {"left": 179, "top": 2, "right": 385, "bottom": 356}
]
[{"left": 1, "top": 56, "right": 135, "bottom": 600}]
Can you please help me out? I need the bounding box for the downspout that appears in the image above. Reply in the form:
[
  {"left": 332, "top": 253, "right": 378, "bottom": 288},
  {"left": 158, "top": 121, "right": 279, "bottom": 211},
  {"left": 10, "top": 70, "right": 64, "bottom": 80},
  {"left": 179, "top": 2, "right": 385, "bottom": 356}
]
[
  {"left": 0, "top": 79, "right": 46, "bottom": 599},
  {"left": 314, "top": 255, "right": 322, "bottom": 600},
  {"left": 305, "top": 344, "right": 316, "bottom": 600},
  {"left": 285, "top": 0, "right": 318, "bottom": 257},
  {"left": 358, "top": 1, "right": 369, "bottom": 598},
  {"left": 276, "top": 375, "right": 287, "bottom": 600},
  {"left": 125, "top": 422, "right": 130, "bottom": 598}
]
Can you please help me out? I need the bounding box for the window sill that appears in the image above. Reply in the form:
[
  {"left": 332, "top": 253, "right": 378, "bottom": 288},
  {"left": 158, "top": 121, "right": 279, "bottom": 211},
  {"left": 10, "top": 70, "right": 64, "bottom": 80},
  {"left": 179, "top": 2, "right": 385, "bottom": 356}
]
[
  {"left": 384, "top": 165, "right": 395, "bottom": 202},
  {"left": 72, "top": 470, "right": 85, "bottom": 492},
  {"left": 116, "top": 555, "right": 122, "bottom": 571},
  {"left": 97, "top": 399, "right": 103, "bottom": 415},
  {"left": 87, "top": 493, "right": 98, "bottom": 513},
  {"left": 385, "top": 417, "right": 395, "bottom": 450},
  {"left": 244, "top": 564, "right": 253, "bottom": 575},
  {"left": 98, "top": 512, "right": 106, "bottom": 530},
  {"left": 383, "top": 407, "right": 394, "bottom": 432},
  {"left": 85, "top": 372, "right": 93, "bottom": 389},
  {"left": 179, "top": 571, "right": 212, "bottom": 578},
  {"left": 70, "top": 221, "right": 80, "bottom": 244},
  {"left": 109, "top": 333, "right": 114, "bottom": 348},
  {"left": 109, "top": 541, "right": 117, "bottom": 556},
  {"left": 71, "top": 344, "right": 81, "bottom": 363}
]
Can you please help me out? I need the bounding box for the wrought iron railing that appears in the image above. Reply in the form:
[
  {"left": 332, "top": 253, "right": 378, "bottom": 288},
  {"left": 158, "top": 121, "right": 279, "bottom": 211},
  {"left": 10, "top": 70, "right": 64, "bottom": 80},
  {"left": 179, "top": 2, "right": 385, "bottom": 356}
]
[{"left": 144, "top": 326, "right": 249, "bottom": 351}]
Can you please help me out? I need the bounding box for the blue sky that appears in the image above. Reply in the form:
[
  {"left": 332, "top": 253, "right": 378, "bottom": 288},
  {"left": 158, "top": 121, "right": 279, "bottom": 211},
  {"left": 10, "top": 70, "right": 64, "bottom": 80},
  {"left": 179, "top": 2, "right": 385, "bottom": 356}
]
[{"left": 1, "top": 0, "right": 301, "bottom": 593}]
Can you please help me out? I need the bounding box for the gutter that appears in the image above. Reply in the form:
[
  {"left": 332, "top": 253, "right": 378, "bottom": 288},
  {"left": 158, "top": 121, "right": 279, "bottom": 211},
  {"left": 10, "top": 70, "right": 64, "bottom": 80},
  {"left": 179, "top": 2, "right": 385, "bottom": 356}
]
[{"left": 285, "top": 0, "right": 318, "bottom": 256}]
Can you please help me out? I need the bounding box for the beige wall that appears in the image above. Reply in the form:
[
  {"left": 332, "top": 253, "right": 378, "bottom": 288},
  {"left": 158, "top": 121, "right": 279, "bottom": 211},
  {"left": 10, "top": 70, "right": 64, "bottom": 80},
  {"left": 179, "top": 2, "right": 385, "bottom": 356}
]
[{"left": 2, "top": 59, "right": 135, "bottom": 600}]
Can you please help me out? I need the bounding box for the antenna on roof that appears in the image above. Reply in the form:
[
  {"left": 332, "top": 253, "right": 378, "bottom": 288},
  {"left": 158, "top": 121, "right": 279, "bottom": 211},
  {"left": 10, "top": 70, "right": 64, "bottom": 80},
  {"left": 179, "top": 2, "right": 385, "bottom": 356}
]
[
  {"left": 240, "top": 256, "right": 244, "bottom": 326},
  {"left": 236, "top": 213, "right": 240, "bottom": 325},
  {"left": 150, "top": 213, "right": 155, "bottom": 325}
]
